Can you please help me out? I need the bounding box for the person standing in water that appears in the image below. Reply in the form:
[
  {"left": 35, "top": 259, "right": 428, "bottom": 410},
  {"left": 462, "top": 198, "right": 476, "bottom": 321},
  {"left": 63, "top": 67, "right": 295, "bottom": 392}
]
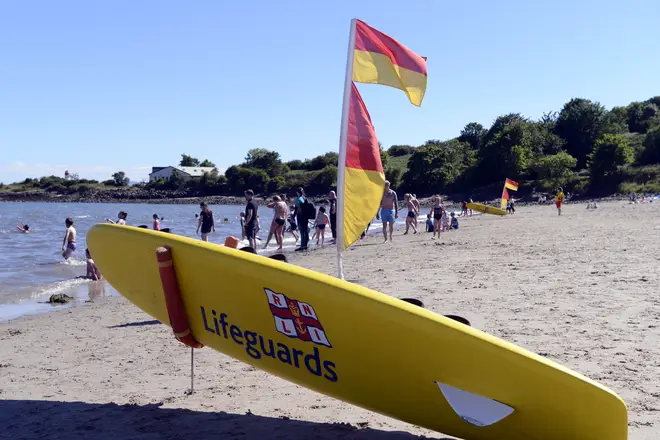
[
  {"left": 376, "top": 180, "right": 398, "bottom": 242},
  {"left": 196, "top": 202, "right": 215, "bottom": 242},
  {"left": 555, "top": 187, "right": 565, "bottom": 216},
  {"left": 263, "top": 195, "right": 287, "bottom": 250},
  {"left": 244, "top": 190, "right": 259, "bottom": 249},
  {"left": 152, "top": 214, "right": 161, "bottom": 231},
  {"left": 61, "top": 217, "right": 77, "bottom": 260}
]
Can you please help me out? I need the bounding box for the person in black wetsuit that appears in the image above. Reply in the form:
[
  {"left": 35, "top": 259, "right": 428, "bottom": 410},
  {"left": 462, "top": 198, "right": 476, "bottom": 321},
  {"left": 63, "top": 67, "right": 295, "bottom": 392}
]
[{"left": 328, "top": 190, "right": 337, "bottom": 242}]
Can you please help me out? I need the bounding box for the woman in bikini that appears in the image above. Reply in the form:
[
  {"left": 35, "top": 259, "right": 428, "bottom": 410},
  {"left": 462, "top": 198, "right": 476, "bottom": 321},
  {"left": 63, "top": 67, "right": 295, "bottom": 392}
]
[{"left": 403, "top": 194, "right": 418, "bottom": 234}]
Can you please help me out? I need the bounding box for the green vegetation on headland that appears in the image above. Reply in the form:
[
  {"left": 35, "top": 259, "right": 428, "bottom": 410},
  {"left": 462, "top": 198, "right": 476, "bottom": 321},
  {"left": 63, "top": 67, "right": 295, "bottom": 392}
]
[{"left": 3, "top": 96, "right": 660, "bottom": 203}]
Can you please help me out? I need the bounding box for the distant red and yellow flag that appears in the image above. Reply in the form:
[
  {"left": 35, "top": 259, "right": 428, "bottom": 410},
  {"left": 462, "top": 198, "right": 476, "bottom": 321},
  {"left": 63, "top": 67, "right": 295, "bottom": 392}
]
[
  {"left": 343, "top": 82, "right": 385, "bottom": 249},
  {"left": 501, "top": 178, "right": 518, "bottom": 209},
  {"left": 353, "top": 20, "right": 428, "bottom": 106},
  {"left": 505, "top": 178, "right": 519, "bottom": 191}
]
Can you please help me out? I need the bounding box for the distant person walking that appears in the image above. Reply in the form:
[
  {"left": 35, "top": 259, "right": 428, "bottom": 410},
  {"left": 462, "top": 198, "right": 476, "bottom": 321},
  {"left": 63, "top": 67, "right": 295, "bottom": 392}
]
[
  {"left": 411, "top": 194, "right": 421, "bottom": 229},
  {"left": 555, "top": 188, "right": 565, "bottom": 216},
  {"left": 328, "top": 190, "right": 337, "bottom": 242},
  {"left": 376, "top": 180, "right": 398, "bottom": 242},
  {"left": 197, "top": 202, "right": 215, "bottom": 242},
  {"left": 294, "top": 187, "right": 310, "bottom": 251},
  {"left": 244, "top": 190, "right": 258, "bottom": 249},
  {"left": 403, "top": 194, "right": 418, "bottom": 234},
  {"left": 61, "top": 217, "right": 77, "bottom": 260},
  {"left": 430, "top": 195, "right": 442, "bottom": 239}
]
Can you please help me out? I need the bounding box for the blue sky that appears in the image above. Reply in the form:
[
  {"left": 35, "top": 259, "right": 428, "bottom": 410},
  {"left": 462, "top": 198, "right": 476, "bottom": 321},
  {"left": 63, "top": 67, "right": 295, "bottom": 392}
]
[{"left": 1, "top": 0, "right": 658, "bottom": 183}]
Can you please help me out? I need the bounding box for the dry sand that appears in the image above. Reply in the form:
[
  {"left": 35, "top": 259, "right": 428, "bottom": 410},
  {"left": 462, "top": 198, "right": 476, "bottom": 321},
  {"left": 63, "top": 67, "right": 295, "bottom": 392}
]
[{"left": 1, "top": 201, "right": 659, "bottom": 440}]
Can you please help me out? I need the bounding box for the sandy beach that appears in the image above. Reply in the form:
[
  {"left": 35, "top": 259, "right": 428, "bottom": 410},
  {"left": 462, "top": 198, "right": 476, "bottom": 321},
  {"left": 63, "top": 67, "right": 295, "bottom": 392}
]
[{"left": 2, "top": 201, "right": 659, "bottom": 440}]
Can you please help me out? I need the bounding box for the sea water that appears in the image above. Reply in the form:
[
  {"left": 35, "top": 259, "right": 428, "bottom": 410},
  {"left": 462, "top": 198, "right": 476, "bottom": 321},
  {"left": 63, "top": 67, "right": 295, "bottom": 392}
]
[{"left": 0, "top": 202, "right": 463, "bottom": 321}]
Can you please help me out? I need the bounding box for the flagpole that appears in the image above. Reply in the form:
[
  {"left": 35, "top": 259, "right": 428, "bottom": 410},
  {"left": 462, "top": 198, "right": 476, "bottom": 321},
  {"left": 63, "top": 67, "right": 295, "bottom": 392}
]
[
  {"left": 336, "top": 18, "right": 358, "bottom": 280},
  {"left": 500, "top": 180, "right": 505, "bottom": 210}
]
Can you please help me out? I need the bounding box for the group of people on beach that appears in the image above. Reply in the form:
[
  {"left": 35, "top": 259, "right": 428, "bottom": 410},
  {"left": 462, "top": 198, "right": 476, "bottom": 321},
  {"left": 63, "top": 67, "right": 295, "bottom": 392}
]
[{"left": 376, "top": 180, "right": 460, "bottom": 243}]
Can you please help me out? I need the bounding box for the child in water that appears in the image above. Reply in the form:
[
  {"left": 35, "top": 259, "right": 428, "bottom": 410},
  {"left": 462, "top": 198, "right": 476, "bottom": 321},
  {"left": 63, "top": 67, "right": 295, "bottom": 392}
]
[
  {"left": 315, "top": 206, "right": 329, "bottom": 246},
  {"left": 85, "top": 248, "right": 102, "bottom": 280},
  {"left": 107, "top": 211, "right": 128, "bottom": 225},
  {"left": 450, "top": 212, "right": 459, "bottom": 230},
  {"left": 152, "top": 214, "right": 161, "bottom": 231},
  {"left": 425, "top": 214, "right": 434, "bottom": 233},
  {"left": 62, "top": 217, "right": 77, "bottom": 260}
]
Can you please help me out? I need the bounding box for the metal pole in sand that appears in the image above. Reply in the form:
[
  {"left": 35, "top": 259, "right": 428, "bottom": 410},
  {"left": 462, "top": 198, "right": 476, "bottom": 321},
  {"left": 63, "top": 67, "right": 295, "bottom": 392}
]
[{"left": 190, "top": 347, "right": 194, "bottom": 394}]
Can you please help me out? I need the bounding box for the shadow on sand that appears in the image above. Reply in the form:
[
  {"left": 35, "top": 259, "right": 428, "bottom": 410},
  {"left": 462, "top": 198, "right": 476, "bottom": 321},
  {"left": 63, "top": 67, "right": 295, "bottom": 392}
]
[
  {"left": 0, "top": 399, "right": 450, "bottom": 440},
  {"left": 108, "top": 319, "right": 161, "bottom": 328}
]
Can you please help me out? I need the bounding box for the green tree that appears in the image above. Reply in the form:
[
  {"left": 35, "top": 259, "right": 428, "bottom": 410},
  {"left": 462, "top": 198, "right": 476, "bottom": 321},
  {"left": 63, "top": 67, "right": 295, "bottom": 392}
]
[
  {"left": 285, "top": 159, "right": 304, "bottom": 170},
  {"left": 243, "top": 149, "right": 283, "bottom": 176},
  {"left": 180, "top": 154, "right": 200, "bottom": 167},
  {"left": 477, "top": 115, "right": 533, "bottom": 183},
  {"left": 639, "top": 126, "right": 660, "bottom": 165},
  {"left": 529, "top": 117, "right": 564, "bottom": 155},
  {"left": 588, "top": 135, "right": 634, "bottom": 185},
  {"left": 387, "top": 145, "right": 415, "bottom": 157},
  {"left": 309, "top": 152, "right": 338, "bottom": 170},
  {"left": 199, "top": 159, "right": 216, "bottom": 167},
  {"left": 603, "top": 106, "right": 629, "bottom": 134},
  {"left": 111, "top": 171, "right": 130, "bottom": 187},
  {"left": 533, "top": 152, "right": 577, "bottom": 189},
  {"left": 555, "top": 98, "right": 607, "bottom": 169},
  {"left": 458, "top": 122, "right": 487, "bottom": 150},
  {"left": 403, "top": 140, "right": 473, "bottom": 192},
  {"left": 385, "top": 167, "right": 402, "bottom": 188},
  {"left": 625, "top": 102, "right": 660, "bottom": 133},
  {"left": 225, "top": 165, "right": 270, "bottom": 193}
]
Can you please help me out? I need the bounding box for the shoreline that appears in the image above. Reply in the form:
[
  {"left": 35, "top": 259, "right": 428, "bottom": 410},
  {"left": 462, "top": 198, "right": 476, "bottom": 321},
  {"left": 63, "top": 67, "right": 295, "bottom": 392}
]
[{"left": 0, "top": 189, "right": 640, "bottom": 207}]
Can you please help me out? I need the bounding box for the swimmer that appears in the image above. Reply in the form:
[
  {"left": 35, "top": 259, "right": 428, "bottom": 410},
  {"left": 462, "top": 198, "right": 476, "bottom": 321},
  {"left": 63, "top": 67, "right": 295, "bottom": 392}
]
[
  {"left": 153, "top": 214, "right": 161, "bottom": 231},
  {"left": 16, "top": 224, "right": 29, "bottom": 233}
]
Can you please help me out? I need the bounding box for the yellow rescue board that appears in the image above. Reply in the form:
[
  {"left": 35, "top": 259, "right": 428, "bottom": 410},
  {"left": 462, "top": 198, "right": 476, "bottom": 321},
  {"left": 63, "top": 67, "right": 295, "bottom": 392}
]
[
  {"left": 466, "top": 203, "right": 507, "bottom": 216},
  {"left": 87, "top": 224, "right": 627, "bottom": 440}
]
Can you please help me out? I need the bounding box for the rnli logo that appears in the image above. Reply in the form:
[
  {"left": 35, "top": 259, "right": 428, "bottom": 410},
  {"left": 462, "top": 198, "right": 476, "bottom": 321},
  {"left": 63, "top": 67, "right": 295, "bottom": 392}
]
[{"left": 265, "top": 288, "right": 332, "bottom": 348}]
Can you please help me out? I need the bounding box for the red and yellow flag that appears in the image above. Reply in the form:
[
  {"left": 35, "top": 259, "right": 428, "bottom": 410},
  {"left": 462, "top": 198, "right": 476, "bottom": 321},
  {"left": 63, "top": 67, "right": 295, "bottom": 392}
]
[
  {"left": 343, "top": 82, "right": 385, "bottom": 249},
  {"left": 501, "top": 178, "right": 519, "bottom": 209},
  {"left": 504, "top": 178, "right": 519, "bottom": 191},
  {"left": 353, "top": 19, "right": 428, "bottom": 106}
]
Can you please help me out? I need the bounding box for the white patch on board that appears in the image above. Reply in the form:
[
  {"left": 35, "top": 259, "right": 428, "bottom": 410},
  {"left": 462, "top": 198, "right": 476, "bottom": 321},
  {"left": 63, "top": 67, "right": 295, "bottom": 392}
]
[{"left": 436, "top": 382, "right": 514, "bottom": 427}]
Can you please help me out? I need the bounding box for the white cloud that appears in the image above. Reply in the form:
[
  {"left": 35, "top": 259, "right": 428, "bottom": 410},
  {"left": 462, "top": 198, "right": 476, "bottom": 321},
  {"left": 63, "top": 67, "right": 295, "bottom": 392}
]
[{"left": 0, "top": 162, "right": 153, "bottom": 183}]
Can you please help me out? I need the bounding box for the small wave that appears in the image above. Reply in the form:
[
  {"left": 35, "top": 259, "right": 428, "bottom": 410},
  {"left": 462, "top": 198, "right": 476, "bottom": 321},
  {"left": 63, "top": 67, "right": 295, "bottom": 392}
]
[
  {"left": 59, "top": 258, "right": 86, "bottom": 267},
  {"left": 75, "top": 215, "right": 90, "bottom": 219},
  {"left": 28, "top": 278, "right": 88, "bottom": 300}
]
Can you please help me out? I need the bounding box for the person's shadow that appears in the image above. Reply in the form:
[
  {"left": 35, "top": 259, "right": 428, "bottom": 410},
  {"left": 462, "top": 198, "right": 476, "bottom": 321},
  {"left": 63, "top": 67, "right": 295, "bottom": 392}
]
[{"left": 0, "top": 399, "right": 452, "bottom": 439}]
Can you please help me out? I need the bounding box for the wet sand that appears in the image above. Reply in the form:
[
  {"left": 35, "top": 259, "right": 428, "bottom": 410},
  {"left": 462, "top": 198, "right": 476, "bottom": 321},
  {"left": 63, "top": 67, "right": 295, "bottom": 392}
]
[{"left": 1, "top": 201, "right": 658, "bottom": 439}]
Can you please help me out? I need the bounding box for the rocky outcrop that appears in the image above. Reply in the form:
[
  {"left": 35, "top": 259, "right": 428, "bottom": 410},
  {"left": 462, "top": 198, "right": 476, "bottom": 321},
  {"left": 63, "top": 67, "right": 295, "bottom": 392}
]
[{"left": 48, "top": 294, "right": 74, "bottom": 304}]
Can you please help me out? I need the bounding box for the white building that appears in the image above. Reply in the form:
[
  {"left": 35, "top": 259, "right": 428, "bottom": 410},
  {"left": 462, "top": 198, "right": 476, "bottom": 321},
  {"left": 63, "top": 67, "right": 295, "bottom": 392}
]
[{"left": 149, "top": 166, "right": 216, "bottom": 182}]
